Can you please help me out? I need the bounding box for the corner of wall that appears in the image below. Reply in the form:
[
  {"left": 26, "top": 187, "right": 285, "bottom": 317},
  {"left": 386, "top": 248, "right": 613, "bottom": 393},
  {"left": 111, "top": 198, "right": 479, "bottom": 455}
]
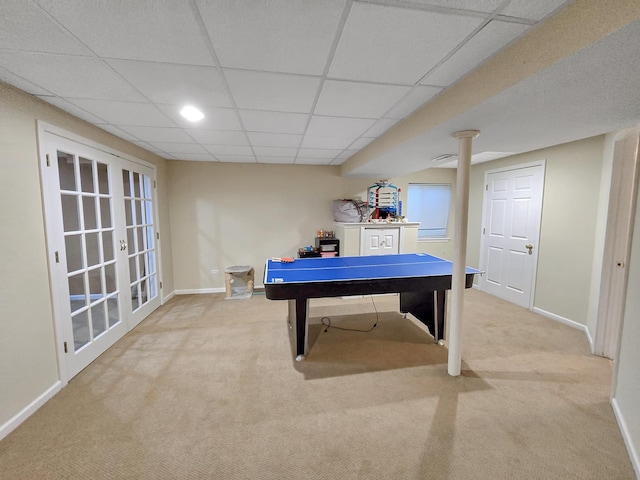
[
  {"left": 611, "top": 397, "right": 640, "bottom": 480},
  {"left": 584, "top": 133, "right": 616, "bottom": 340}
]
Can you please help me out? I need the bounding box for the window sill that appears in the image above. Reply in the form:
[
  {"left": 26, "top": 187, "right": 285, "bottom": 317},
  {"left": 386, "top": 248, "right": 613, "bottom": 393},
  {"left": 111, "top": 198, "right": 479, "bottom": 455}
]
[{"left": 418, "top": 237, "right": 451, "bottom": 243}]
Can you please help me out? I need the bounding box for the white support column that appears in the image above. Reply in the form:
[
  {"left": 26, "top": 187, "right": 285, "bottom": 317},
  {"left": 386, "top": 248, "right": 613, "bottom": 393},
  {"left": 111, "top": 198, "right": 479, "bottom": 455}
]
[{"left": 448, "top": 130, "right": 479, "bottom": 376}]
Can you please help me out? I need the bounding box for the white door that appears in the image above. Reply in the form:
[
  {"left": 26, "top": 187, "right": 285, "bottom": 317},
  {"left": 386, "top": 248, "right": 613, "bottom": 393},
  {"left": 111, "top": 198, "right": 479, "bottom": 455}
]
[
  {"left": 363, "top": 228, "right": 399, "bottom": 255},
  {"left": 122, "top": 165, "right": 161, "bottom": 328},
  {"left": 40, "top": 127, "right": 160, "bottom": 379},
  {"left": 480, "top": 162, "right": 545, "bottom": 308}
]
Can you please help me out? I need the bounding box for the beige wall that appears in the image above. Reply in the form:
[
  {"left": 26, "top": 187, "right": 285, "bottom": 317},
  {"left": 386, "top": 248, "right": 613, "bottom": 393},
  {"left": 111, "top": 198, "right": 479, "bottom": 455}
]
[
  {"left": 167, "top": 161, "right": 372, "bottom": 291},
  {"left": 167, "top": 161, "right": 460, "bottom": 292},
  {"left": 0, "top": 81, "right": 173, "bottom": 429},
  {"left": 468, "top": 136, "right": 606, "bottom": 325}
]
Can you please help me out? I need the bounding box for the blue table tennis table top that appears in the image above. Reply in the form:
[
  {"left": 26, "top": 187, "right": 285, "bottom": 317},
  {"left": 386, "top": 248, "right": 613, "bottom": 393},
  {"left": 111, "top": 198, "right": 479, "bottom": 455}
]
[{"left": 264, "top": 253, "right": 481, "bottom": 284}]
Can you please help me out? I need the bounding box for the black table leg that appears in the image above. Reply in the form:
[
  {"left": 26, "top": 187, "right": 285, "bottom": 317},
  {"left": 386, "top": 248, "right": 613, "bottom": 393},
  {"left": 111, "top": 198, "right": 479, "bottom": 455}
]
[
  {"left": 399, "top": 290, "right": 447, "bottom": 341},
  {"left": 288, "top": 298, "right": 309, "bottom": 360},
  {"left": 434, "top": 290, "right": 446, "bottom": 341}
]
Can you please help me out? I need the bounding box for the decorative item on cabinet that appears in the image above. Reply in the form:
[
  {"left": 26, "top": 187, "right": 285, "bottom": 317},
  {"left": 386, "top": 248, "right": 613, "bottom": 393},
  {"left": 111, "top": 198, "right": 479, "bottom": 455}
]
[{"left": 368, "top": 180, "right": 399, "bottom": 219}]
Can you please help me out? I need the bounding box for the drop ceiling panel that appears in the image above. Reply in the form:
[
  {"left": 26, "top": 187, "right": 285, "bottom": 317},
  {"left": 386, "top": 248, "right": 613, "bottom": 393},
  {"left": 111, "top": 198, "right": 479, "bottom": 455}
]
[
  {"left": 216, "top": 155, "right": 257, "bottom": 163},
  {"left": 148, "top": 142, "right": 209, "bottom": 155},
  {"left": 239, "top": 110, "right": 309, "bottom": 134},
  {"left": 349, "top": 137, "right": 376, "bottom": 150},
  {"left": 297, "top": 148, "right": 343, "bottom": 159},
  {"left": 420, "top": 20, "right": 530, "bottom": 86},
  {"left": 400, "top": 0, "right": 506, "bottom": 14},
  {"left": 306, "top": 116, "right": 376, "bottom": 137},
  {"left": 295, "top": 157, "right": 334, "bottom": 165},
  {"left": 157, "top": 105, "right": 242, "bottom": 130},
  {"left": 334, "top": 149, "right": 358, "bottom": 161},
  {"left": 197, "top": 0, "right": 346, "bottom": 75},
  {"left": 98, "top": 125, "right": 140, "bottom": 142},
  {"left": 131, "top": 141, "right": 168, "bottom": 155},
  {"left": 185, "top": 130, "right": 249, "bottom": 145},
  {"left": 117, "top": 126, "right": 194, "bottom": 143},
  {"left": 315, "top": 80, "right": 411, "bottom": 118},
  {"left": 107, "top": 60, "right": 233, "bottom": 108},
  {"left": 247, "top": 132, "right": 302, "bottom": 148},
  {"left": 204, "top": 145, "right": 254, "bottom": 156},
  {"left": 36, "top": 95, "right": 107, "bottom": 124},
  {"left": 328, "top": 2, "right": 485, "bottom": 84},
  {"left": 257, "top": 157, "right": 295, "bottom": 164},
  {"left": 225, "top": 70, "right": 321, "bottom": 113},
  {"left": 173, "top": 153, "right": 218, "bottom": 162},
  {"left": 1, "top": 68, "right": 52, "bottom": 95},
  {"left": 301, "top": 136, "right": 354, "bottom": 150},
  {"left": 253, "top": 146, "right": 298, "bottom": 157},
  {"left": 363, "top": 119, "right": 400, "bottom": 137},
  {"left": 35, "top": 0, "right": 215, "bottom": 65},
  {"left": 384, "top": 86, "right": 442, "bottom": 119},
  {"left": 0, "top": 1, "right": 92, "bottom": 55},
  {"left": 501, "top": 0, "right": 569, "bottom": 22},
  {"left": 68, "top": 99, "right": 176, "bottom": 127},
  {"left": 0, "top": 51, "right": 146, "bottom": 101}
]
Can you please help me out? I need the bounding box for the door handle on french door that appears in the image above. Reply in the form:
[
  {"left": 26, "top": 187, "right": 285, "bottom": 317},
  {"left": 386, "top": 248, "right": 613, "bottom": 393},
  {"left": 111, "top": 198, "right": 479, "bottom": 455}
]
[
  {"left": 525, "top": 243, "right": 534, "bottom": 255},
  {"left": 120, "top": 240, "right": 127, "bottom": 251}
]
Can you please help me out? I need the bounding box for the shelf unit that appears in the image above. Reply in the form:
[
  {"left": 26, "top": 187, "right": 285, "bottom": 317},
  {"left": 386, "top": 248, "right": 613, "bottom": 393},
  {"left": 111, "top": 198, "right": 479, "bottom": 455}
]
[{"left": 315, "top": 237, "right": 340, "bottom": 257}]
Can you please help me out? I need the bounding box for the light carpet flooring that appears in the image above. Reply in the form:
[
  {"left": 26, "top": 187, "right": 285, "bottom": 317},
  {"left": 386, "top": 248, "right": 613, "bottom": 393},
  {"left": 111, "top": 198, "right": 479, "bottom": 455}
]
[{"left": 0, "top": 289, "right": 635, "bottom": 479}]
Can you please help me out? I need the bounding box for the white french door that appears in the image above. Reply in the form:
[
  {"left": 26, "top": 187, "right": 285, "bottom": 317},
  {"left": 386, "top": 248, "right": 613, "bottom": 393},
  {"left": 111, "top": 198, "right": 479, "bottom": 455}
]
[
  {"left": 479, "top": 162, "right": 545, "bottom": 308},
  {"left": 40, "top": 126, "right": 160, "bottom": 379},
  {"left": 122, "top": 165, "right": 160, "bottom": 328}
]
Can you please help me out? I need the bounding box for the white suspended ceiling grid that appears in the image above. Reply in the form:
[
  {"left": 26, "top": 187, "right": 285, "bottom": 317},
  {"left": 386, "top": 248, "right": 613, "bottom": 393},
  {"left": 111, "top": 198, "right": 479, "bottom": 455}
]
[{"left": 0, "top": 0, "right": 571, "bottom": 168}]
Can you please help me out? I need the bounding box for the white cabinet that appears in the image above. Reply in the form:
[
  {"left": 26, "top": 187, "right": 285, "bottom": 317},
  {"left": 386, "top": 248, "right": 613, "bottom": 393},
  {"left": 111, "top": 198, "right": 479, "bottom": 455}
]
[
  {"left": 362, "top": 228, "right": 399, "bottom": 255},
  {"left": 334, "top": 222, "right": 419, "bottom": 256}
]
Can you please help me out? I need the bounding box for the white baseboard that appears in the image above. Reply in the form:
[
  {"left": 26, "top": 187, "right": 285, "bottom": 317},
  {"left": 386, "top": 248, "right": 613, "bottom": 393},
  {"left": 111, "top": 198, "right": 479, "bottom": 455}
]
[
  {"left": 0, "top": 381, "right": 62, "bottom": 442},
  {"left": 585, "top": 327, "right": 595, "bottom": 353},
  {"left": 611, "top": 397, "right": 640, "bottom": 479},
  {"left": 162, "top": 290, "right": 175, "bottom": 303},
  {"left": 174, "top": 286, "right": 266, "bottom": 296},
  {"left": 532, "top": 307, "right": 589, "bottom": 333},
  {"left": 174, "top": 288, "right": 226, "bottom": 295}
]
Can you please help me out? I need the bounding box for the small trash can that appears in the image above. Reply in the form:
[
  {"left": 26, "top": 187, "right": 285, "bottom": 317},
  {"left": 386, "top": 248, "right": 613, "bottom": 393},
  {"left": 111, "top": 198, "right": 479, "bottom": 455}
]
[{"left": 224, "top": 265, "right": 254, "bottom": 299}]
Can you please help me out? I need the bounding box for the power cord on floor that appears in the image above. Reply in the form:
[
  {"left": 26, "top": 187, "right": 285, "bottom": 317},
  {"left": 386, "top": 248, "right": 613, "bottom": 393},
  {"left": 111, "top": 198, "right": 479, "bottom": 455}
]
[{"left": 321, "top": 295, "right": 379, "bottom": 333}]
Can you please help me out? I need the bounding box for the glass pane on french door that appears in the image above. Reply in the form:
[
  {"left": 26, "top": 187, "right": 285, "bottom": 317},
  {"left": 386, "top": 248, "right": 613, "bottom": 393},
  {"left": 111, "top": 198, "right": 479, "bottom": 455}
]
[
  {"left": 57, "top": 151, "right": 121, "bottom": 352},
  {"left": 122, "top": 169, "right": 158, "bottom": 314}
]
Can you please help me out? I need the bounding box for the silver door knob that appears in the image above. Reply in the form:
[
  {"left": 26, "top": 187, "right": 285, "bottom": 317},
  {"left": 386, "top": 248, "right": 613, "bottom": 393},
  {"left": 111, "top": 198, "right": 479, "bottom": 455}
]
[
  {"left": 120, "top": 240, "right": 127, "bottom": 251},
  {"left": 525, "top": 243, "right": 534, "bottom": 255}
]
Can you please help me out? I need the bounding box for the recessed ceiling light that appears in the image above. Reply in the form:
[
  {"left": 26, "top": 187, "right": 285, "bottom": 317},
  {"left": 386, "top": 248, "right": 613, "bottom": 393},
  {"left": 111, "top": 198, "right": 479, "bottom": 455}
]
[{"left": 180, "top": 105, "right": 204, "bottom": 122}]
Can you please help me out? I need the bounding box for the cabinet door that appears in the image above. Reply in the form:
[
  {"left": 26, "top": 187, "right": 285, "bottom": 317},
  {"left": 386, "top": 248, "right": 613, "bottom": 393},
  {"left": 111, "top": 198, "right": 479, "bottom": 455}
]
[{"left": 362, "top": 228, "right": 399, "bottom": 255}]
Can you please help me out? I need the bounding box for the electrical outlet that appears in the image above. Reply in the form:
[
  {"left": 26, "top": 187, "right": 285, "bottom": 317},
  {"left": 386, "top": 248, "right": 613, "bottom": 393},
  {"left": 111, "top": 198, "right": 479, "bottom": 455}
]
[{"left": 210, "top": 269, "right": 219, "bottom": 275}]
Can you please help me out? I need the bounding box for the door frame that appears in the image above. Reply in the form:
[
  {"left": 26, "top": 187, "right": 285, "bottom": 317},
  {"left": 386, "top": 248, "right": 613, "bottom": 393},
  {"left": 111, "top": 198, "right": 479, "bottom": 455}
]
[
  {"left": 594, "top": 127, "right": 640, "bottom": 367},
  {"left": 478, "top": 160, "right": 546, "bottom": 310},
  {"left": 37, "top": 121, "right": 163, "bottom": 384}
]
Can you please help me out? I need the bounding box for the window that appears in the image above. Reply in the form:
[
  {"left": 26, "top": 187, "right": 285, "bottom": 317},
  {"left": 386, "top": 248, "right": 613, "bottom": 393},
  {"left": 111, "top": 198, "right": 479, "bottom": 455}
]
[{"left": 407, "top": 184, "right": 452, "bottom": 239}]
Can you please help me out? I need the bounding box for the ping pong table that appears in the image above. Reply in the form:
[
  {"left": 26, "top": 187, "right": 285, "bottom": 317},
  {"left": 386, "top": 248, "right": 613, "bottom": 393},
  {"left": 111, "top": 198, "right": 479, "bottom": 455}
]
[{"left": 264, "top": 253, "right": 480, "bottom": 360}]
